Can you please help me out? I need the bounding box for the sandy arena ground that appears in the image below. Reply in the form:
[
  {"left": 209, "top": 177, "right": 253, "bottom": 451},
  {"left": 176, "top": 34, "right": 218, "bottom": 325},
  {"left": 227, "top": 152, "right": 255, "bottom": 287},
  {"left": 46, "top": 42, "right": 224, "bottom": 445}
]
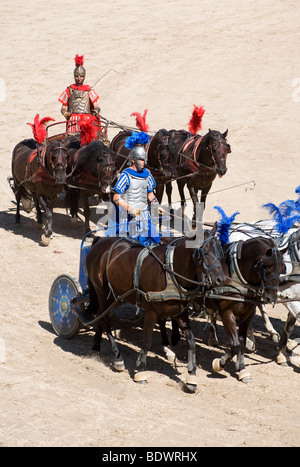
[{"left": 0, "top": 0, "right": 299, "bottom": 447}]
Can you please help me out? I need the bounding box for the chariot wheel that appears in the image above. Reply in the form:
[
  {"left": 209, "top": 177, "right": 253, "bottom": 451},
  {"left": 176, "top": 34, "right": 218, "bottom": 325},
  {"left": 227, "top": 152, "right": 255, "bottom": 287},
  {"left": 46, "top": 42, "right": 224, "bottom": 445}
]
[{"left": 49, "top": 274, "right": 81, "bottom": 339}]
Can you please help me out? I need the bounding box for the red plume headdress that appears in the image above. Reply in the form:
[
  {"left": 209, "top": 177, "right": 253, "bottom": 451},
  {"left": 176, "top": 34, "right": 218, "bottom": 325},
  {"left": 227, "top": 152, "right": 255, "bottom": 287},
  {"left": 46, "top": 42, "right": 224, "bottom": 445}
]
[
  {"left": 27, "top": 114, "right": 55, "bottom": 145},
  {"left": 188, "top": 105, "right": 205, "bottom": 134},
  {"left": 78, "top": 114, "right": 97, "bottom": 145},
  {"left": 74, "top": 54, "right": 84, "bottom": 67},
  {"left": 131, "top": 109, "right": 149, "bottom": 132}
]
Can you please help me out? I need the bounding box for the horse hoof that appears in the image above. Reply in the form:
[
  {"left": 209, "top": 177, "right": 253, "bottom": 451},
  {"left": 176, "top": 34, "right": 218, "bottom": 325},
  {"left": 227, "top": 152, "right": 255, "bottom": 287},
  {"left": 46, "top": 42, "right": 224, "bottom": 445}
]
[
  {"left": 276, "top": 352, "right": 288, "bottom": 365},
  {"left": 212, "top": 358, "right": 223, "bottom": 373},
  {"left": 163, "top": 346, "right": 176, "bottom": 364},
  {"left": 133, "top": 371, "right": 148, "bottom": 384},
  {"left": 238, "top": 368, "right": 252, "bottom": 384},
  {"left": 246, "top": 337, "right": 256, "bottom": 352},
  {"left": 71, "top": 217, "right": 79, "bottom": 228},
  {"left": 41, "top": 234, "right": 51, "bottom": 246},
  {"left": 113, "top": 361, "right": 125, "bottom": 372},
  {"left": 185, "top": 374, "right": 197, "bottom": 393}
]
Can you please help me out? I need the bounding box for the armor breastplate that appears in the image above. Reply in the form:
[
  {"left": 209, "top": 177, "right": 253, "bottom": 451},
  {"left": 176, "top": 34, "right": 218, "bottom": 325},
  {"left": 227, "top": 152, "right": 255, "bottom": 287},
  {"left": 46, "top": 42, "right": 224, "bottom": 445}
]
[
  {"left": 122, "top": 172, "right": 149, "bottom": 210},
  {"left": 68, "top": 87, "right": 90, "bottom": 114}
]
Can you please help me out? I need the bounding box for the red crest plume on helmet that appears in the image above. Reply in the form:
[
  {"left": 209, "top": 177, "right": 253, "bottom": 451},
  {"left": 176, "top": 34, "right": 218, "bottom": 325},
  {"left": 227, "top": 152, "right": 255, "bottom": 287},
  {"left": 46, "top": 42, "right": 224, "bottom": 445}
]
[
  {"left": 131, "top": 109, "right": 149, "bottom": 132},
  {"left": 188, "top": 105, "right": 205, "bottom": 134},
  {"left": 27, "top": 114, "right": 55, "bottom": 145},
  {"left": 74, "top": 54, "right": 84, "bottom": 67}
]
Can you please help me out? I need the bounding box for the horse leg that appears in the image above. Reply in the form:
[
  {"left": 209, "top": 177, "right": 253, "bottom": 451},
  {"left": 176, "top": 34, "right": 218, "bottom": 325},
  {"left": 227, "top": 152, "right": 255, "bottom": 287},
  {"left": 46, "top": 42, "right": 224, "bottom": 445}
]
[
  {"left": 134, "top": 310, "right": 156, "bottom": 384},
  {"left": 82, "top": 193, "right": 91, "bottom": 234},
  {"left": 236, "top": 308, "right": 255, "bottom": 383},
  {"left": 15, "top": 190, "right": 21, "bottom": 224},
  {"left": 165, "top": 181, "right": 173, "bottom": 206},
  {"left": 200, "top": 183, "right": 212, "bottom": 210},
  {"left": 33, "top": 194, "right": 43, "bottom": 227},
  {"left": 187, "top": 184, "right": 198, "bottom": 228},
  {"left": 277, "top": 305, "right": 298, "bottom": 365},
  {"left": 158, "top": 318, "right": 179, "bottom": 365},
  {"left": 258, "top": 303, "right": 280, "bottom": 342},
  {"left": 174, "top": 310, "right": 198, "bottom": 392},
  {"left": 39, "top": 196, "right": 52, "bottom": 246},
  {"left": 212, "top": 308, "right": 250, "bottom": 383}
]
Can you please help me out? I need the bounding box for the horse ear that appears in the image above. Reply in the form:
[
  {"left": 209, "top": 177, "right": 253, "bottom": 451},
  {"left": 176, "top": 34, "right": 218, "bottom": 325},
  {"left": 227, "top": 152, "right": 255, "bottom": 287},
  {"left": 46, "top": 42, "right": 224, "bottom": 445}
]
[
  {"left": 211, "top": 221, "right": 218, "bottom": 235},
  {"left": 223, "top": 129, "right": 228, "bottom": 138}
]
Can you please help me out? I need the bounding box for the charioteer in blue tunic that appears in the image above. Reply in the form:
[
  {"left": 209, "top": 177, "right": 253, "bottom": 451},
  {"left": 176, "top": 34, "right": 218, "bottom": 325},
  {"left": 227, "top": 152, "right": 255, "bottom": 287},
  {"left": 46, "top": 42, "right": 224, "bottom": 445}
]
[{"left": 107, "top": 131, "right": 162, "bottom": 245}]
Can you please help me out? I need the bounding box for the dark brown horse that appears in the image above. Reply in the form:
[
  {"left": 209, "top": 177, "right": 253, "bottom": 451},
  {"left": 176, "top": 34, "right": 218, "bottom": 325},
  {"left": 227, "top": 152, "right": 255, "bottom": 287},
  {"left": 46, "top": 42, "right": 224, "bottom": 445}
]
[
  {"left": 85, "top": 224, "right": 226, "bottom": 391},
  {"left": 165, "top": 129, "right": 231, "bottom": 223},
  {"left": 11, "top": 137, "right": 70, "bottom": 245},
  {"left": 110, "top": 129, "right": 178, "bottom": 187},
  {"left": 66, "top": 139, "right": 117, "bottom": 234},
  {"left": 161, "top": 236, "right": 286, "bottom": 383}
]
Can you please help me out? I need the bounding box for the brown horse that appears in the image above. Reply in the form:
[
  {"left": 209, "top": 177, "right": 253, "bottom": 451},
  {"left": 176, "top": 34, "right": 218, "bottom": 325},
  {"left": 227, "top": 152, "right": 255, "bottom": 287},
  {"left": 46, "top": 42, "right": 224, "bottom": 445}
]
[
  {"left": 11, "top": 137, "right": 70, "bottom": 245},
  {"left": 110, "top": 129, "right": 178, "bottom": 187},
  {"left": 165, "top": 129, "right": 231, "bottom": 223},
  {"left": 66, "top": 139, "right": 117, "bottom": 234},
  {"left": 161, "top": 236, "right": 286, "bottom": 383},
  {"left": 85, "top": 224, "right": 226, "bottom": 391}
]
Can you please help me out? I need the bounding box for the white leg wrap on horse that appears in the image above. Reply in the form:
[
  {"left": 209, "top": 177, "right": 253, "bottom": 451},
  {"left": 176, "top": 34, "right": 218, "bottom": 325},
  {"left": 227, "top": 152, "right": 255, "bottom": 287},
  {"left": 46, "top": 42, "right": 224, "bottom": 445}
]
[
  {"left": 114, "top": 361, "right": 125, "bottom": 372},
  {"left": 41, "top": 234, "right": 51, "bottom": 246},
  {"left": 238, "top": 368, "right": 251, "bottom": 381},
  {"left": 186, "top": 374, "right": 198, "bottom": 386},
  {"left": 276, "top": 352, "right": 287, "bottom": 365},
  {"left": 163, "top": 346, "right": 176, "bottom": 364},
  {"left": 212, "top": 358, "right": 223, "bottom": 373},
  {"left": 134, "top": 371, "right": 148, "bottom": 383}
]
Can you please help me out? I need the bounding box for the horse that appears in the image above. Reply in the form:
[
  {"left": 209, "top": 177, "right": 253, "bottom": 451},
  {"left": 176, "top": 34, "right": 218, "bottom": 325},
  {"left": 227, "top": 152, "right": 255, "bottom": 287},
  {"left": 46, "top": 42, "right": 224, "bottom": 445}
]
[
  {"left": 11, "top": 137, "right": 70, "bottom": 245},
  {"left": 66, "top": 139, "right": 117, "bottom": 234},
  {"left": 228, "top": 221, "right": 300, "bottom": 366},
  {"left": 165, "top": 129, "right": 231, "bottom": 224},
  {"left": 161, "top": 235, "right": 285, "bottom": 383},
  {"left": 109, "top": 129, "right": 178, "bottom": 192},
  {"left": 84, "top": 223, "right": 226, "bottom": 391}
]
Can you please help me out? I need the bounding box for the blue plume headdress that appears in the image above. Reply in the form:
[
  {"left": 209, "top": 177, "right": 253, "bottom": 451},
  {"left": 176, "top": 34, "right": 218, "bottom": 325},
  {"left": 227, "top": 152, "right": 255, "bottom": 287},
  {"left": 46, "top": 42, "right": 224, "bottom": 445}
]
[
  {"left": 263, "top": 202, "right": 300, "bottom": 235},
  {"left": 125, "top": 131, "right": 149, "bottom": 150},
  {"left": 214, "top": 206, "right": 240, "bottom": 245}
]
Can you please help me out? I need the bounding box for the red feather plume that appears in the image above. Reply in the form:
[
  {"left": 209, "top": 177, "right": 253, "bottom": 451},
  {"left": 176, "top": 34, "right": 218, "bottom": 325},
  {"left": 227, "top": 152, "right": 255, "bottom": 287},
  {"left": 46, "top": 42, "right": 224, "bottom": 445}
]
[
  {"left": 74, "top": 54, "right": 84, "bottom": 67},
  {"left": 188, "top": 105, "right": 205, "bottom": 134},
  {"left": 27, "top": 114, "right": 55, "bottom": 145},
  {"left": 131, "top": 109, "right": 149, "bottom": 132},
  {"left": 78, "top": 114, "right": 97, "bottom": 145}
]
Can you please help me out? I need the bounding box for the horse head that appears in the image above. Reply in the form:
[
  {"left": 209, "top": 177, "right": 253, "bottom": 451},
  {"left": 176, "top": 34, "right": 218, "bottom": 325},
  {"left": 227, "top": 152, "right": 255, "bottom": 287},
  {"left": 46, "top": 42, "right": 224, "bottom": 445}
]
[
  {"left": 239, "top": 237, "right": 285, "bottom": 304},
  {"left": 96, "top": 144, "right": 117, "bottom": 198},
  {"left": 192, "top": 222, "right": 226, "bottom": 288},
  {"left": 201, "top": 129, "right": 231, "bottom": 177},
  {"left": 45, "top": 138, "right": 70, "bottom": 184},
  {"left": 148, "top": 129, "right": 177, "bottom": 180}
]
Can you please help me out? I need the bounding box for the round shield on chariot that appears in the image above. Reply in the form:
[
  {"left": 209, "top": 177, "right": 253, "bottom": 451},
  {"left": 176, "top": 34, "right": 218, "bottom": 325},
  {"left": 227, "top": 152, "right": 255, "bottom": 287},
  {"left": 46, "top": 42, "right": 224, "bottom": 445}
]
[{"left": 48, "top": 274, "right": 81, "bottom": 338}]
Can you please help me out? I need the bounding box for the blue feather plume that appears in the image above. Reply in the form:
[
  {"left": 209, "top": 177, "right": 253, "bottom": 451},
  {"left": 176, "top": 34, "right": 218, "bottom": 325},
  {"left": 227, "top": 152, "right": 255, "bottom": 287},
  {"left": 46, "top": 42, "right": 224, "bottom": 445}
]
[
  {"left": 295, "top": 185, "right": 300, "bottom": 212},
  {"left": 263, "top": 202, "right": 300, "bottom": 234},
  {"left": 214, "top": 206, "right": 240, "bottom": 244},
  {"left": 125, "top": 131, "right": 149, "bottom": 150}
]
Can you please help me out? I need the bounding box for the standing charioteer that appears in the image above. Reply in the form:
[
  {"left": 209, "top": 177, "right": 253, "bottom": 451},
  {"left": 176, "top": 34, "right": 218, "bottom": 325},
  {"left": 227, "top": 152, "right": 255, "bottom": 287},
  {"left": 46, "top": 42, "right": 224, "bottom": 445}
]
[
  {"left": 107, "top": 131, "right": 163, "bottom": 245},
  {"left": 59, "top": 54, "right": 100, "bottom": 133}
]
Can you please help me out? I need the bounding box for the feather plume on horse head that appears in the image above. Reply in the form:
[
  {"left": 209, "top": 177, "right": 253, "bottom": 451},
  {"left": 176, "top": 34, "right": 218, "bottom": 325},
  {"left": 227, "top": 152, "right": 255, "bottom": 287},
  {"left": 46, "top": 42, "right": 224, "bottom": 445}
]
[
  {"left": 295, "top": 185, "right": 300, "bottom": 211},
  {"left": 188, "top": 105, "right": 205, "bottom": 134},
  {"left": 131, "top": 109, "right": 149, "bottom": 132},
  {"left": 263, "top": 202, "right": 300, "bottom": 235},
  {"left": 78, "top": 114, "right": 97, "bottom": 145},
  {"left": 27, "top": 114, "right": 55, "bottom": 145},
  {"left": 125, "top": 131, "right": 150, "bottom": 150},
  {"left": 74, "top": 54, "right": 84, "bottom": 67},
  {"left": 214, "top": 205, "right": 240, "bottom": 245}
]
